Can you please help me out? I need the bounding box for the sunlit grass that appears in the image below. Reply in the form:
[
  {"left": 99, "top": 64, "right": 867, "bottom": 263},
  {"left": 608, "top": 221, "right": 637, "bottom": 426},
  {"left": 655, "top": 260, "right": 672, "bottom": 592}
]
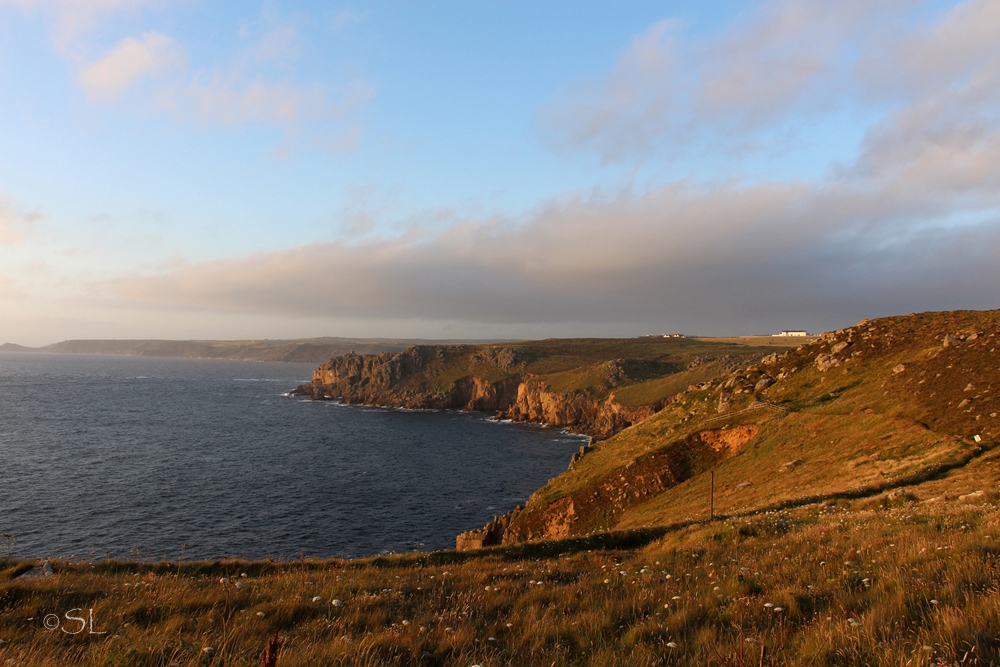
[{"left": 3, "top": 495, "right": 999, "bottom": 666}]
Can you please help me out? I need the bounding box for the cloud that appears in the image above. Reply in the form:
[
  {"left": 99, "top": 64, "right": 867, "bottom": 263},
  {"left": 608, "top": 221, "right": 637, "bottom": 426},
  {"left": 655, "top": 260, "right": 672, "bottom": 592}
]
[
  {"left": 0, "top": 274, "right": 20, "bottom": 298},
  {"left": 155, "top": 13, "right": 375, "bottom": 137},
  {"left": 247, "top": 22, "right": 300, "bottom": 64},
  {"left": 541, "top": 0, "right": 980, "bottom": 163},
  {"left": 329, "top": 9, "right": 364, "bottom": 32},
  {"left": 107, "top": 0, "right": 1000, "bottom": 335},
  {"left": 0, "top": 195, "right": 41, "bottom": 244},
  {"left": 105, "top": 164, "right": 1000, "bottom": 333},
  {"left": 78, "top": 31, "right": 184, "bottom": 101},
  {"left": 858, "top": 0, "right": 1000, "bottom": 97},
  {"left": 6, "top": 1, "right": 374, "bottom": 143},
  {"left": 99, "top": 2, "right": 1000, "bottom": 334},
  {"left": 540, "top": 20, "right": 679, "bottom": 162},
  {"left": 693, "top": 1, "right": 894, "bottom": 121},
  {"left": 844, "top": 1, "right": 1000, "bottom": 202},
  {"left": 0, "top": 0, "right": 162, "bottom": 51},
  {"left": 178, "top": 74, "right": 374, "bottom": 127},
  {"left": 20, "top": 1, "right": 1000, "bottom": 336}
]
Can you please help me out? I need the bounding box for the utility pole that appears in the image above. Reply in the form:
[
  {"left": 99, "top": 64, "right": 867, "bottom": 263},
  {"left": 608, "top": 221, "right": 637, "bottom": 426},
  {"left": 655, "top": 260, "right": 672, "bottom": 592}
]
[{"left": 710, "top": 470, "right": 715, "bottom": 521}]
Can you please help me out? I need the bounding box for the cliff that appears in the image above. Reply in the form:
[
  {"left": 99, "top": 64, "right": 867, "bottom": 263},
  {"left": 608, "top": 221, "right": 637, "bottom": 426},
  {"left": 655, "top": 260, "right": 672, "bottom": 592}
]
[
  {"left": 291, "top": 338, "right": 784, "bottom": 438},
  {"left": 469, "top": 309, "right": 1000, "bottom": 550},
  {"left": 293, "top": 346, "right": 664, "bottom": 437}
]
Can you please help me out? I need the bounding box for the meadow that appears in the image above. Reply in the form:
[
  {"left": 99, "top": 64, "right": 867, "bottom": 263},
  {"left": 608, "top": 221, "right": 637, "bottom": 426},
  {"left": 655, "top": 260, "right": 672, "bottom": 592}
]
[{"left": 2, "top": 488, "right": 998, "bottom": 666}]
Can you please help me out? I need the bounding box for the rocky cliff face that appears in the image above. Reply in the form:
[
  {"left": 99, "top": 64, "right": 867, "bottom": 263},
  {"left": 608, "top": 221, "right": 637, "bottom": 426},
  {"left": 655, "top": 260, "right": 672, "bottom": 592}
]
[
  {"left": 498, "top": 425, "right": 760, "bottom": 544},
  {"left": 477, "top": 310, "right": 1000, "bottom": 550},
  {"left": 292, "top": 345, "right": 667, "bottom": 438},
  {"left": 498, "top": 377, "right": 666, "bottom": 438}
]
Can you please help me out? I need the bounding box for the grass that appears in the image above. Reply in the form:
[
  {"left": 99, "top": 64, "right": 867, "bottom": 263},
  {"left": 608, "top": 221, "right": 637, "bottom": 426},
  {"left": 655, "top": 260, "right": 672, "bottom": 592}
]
[
  {"left": 323, "top": 337, "right": 790, "bottom": 408},
  {"left": 7, "top": 310, "right": 1000, "bottom": 665},
  {"left": 614, "top": 362, "right": 727, "bottom": 407},
  {"left": 3, "top": 492, "right": 1000, "bottom": 666},
  {"left": 505, "top": 310, "right": 1000, "bottom": 540}
]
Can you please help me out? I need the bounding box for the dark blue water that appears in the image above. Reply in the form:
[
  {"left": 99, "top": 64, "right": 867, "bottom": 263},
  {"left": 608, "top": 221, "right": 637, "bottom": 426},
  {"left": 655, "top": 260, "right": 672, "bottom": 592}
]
[{"left": 0, "top": 353, "right": 583, "bottom": 560}]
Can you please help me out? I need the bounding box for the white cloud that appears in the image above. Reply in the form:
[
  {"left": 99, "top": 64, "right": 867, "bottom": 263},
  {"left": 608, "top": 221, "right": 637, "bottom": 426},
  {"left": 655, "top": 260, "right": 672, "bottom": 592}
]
[
  {"left": 0, "top": 274, "right": 20, "bottom": 298},
  {"left": 0, "top": 195, "right": 41, "bottom": 244},
  {"left": 858, "top": 0, "right": 1000, "bottom": 97},
  {"left": 541, "top": 20, "right": 679, "bottom": 162},
  {"left": 0, "top": 0, "right": 162, "bottom": 50},
  {"left": 5, "top": 0, "right": 374, "bottom": 143},
  {"left": 329, "top": 9, "right": 364, "bottom": 32},
  {"left": 78, "top": 31, "right": 184, "bottom": 101},
  {"left": 179, "top": 74, "right": 374, "bottom": 127},
  {"left": 844, "top": 1, "right": 1000, "bottom": 202},
  {"left": 247, "top": 23, "right": 300, "bottom": 65},
  {"left": 542, "top": 0, "right": 967, "bottom": 163}
]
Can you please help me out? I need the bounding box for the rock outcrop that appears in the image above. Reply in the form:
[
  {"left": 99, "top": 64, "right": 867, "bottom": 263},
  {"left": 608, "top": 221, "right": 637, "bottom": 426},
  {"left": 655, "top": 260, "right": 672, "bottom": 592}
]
[
  {"left": 292, "top": 345, "right": 668, "bottom": 438},
  {"left": 498, "top": 425, "right": 760, "bottom": 543},
  {"left": 455, "top": 507, "right": 522, "bottom": 551},
  {"left": 484, "top": 309, "right": 1000, "bottom": 549}
]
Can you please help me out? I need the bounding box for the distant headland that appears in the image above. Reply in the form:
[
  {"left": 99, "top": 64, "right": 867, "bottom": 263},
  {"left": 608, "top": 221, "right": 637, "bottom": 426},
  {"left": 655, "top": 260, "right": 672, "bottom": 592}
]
[{"left": 0, "top": 337, "right": 503, "bottom": 363}]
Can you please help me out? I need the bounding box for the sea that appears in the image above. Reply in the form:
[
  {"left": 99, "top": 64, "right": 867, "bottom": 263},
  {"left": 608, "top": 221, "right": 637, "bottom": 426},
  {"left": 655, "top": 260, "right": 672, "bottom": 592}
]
[{"left": 0, "top": 353, "right": 585, "bottom": 561}]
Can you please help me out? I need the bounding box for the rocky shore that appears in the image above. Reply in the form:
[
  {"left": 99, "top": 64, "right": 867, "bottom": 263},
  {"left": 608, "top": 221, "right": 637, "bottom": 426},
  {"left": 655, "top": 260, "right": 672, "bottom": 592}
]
[{"left": 291, "top": 345, "right": 669, "bottom": 439}]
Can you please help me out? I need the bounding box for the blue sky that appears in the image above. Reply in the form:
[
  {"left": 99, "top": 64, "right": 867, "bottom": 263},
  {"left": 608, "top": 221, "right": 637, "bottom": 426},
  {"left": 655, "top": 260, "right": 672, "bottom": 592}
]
[{"left": 1, "top": 1, "right": 999, "bottom": 344}]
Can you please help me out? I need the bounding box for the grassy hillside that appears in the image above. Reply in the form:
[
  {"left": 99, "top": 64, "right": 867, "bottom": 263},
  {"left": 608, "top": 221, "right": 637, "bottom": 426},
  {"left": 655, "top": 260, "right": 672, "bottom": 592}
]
[
  {"left": 504, "top": 310, "right": 1000, "bottom": 541},
  {"left": 4, "top": 311, "right": 1000, "bottom": 665},
  {"left": 3, "top": 478, "right": 999, "bottom": 666}
]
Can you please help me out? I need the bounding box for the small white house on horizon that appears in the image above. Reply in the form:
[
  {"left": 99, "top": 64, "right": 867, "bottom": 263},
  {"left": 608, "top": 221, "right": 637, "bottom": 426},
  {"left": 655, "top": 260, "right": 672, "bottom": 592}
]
[{"left": 773, "top": 330, "right": 810, "bottom": 337}]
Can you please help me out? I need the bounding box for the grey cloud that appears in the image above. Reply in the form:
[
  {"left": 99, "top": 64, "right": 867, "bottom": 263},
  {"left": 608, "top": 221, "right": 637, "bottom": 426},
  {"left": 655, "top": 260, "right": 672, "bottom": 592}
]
[
  {"left": 107, "top": 165, "right": 1000, "bottom": 335},
  {"left": 102, "top": 1, "right": 1000, "bottom": 336}
]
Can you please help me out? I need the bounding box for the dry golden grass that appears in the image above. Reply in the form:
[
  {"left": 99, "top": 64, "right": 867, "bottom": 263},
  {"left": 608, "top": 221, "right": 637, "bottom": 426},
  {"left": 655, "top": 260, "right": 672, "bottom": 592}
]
[
  {"left": 2, "top": 488, "right": 1000, "bottom": 666},
  {"left": 509, "top": 310, "right": 1000, "bottom": 540},
  {"left": 5, "top": 312, "right": 998, "bottom": 665}
]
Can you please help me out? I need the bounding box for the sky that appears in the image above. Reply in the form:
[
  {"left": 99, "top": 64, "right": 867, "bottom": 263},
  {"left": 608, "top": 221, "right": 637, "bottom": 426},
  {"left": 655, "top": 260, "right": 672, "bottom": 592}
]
[{"left": 1, "top": 0, "right": 999, "bottom": 345}]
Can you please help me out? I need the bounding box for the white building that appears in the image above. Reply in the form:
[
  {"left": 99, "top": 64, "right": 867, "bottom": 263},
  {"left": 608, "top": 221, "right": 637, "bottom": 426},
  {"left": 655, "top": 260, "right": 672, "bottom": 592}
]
[{"left": 773, "top": 330, "right": 809, "bottom": 337}]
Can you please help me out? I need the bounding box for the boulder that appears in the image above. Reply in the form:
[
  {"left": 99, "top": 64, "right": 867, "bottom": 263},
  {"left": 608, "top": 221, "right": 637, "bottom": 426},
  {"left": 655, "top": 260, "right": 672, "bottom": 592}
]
[
  {"left": 754, "top": 376, "right": 775, "bottom": 392},
  {"left": 815, "top": 354, "right": 839, "bottom": 371},
  {"left": 16, "top": 560, "right": 54, "bottom": 579}
]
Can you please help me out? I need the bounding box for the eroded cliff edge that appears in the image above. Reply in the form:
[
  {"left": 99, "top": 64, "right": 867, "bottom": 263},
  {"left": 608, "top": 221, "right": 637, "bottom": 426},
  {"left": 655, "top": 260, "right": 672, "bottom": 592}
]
[
  {"left": 458, "top": 310, "right": 1000, "bottom": 551},
  {"left": 289, "top": 335, "right": 802, "bottom": 552},
  {"left": 291, "top": 344, "right": 667, "bottom": 438}
]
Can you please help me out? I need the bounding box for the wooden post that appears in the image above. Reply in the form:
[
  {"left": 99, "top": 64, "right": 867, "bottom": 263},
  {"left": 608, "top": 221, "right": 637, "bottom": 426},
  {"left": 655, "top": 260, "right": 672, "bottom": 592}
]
[{"left": 710, "top": 470, "right": 715, "bottom": 521}]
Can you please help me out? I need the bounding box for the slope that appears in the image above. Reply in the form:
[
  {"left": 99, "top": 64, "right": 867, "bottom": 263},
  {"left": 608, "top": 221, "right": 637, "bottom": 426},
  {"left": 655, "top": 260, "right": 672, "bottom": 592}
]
[
  {"left": 491, "top": 310, "right": 1000, "bottom": 543},
  {"left": 294, "top": 337, "right": 797, "bottom": 438}
]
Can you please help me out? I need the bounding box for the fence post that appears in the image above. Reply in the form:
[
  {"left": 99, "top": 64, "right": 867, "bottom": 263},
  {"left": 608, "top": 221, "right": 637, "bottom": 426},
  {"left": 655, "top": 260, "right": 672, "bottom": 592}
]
[{"left": 710, "top": 470, "right": 715, "bottom": 521}]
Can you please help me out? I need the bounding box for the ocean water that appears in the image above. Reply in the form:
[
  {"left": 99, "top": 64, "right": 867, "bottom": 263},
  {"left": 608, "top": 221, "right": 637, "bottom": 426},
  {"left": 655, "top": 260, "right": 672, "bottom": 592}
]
[{"left": 0, "top": 353, "right": 584, "bottom": 561}]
